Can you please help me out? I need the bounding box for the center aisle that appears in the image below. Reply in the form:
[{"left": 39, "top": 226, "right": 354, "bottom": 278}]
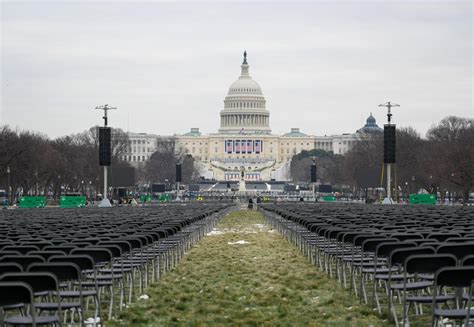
[{"left": 110, "top": 211, "right": 388, "bottom": 327}]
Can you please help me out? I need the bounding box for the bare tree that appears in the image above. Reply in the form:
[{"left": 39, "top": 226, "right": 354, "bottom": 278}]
[
  {"left": 426, "top": 116, "right": 474, "bottom": 202},
  {"left": 290, "top": 149, "right": 343, "bottom": 185},
  {"left": 142, "top": 137, "right": 197, "bottom": 184}
]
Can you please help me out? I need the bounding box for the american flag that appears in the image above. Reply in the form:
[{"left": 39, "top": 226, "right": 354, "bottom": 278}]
[
  {"left": 247, "top": 140, "right": 253, "bottom": 153},
  {"left": 235, "top": 140, "right": 241, "bottom": 153},
  {"left": 241, "top": 140, "right": 247, "bottom": 153},
  {"left": 226, "top": 140, "right": 233, "bottom": 153},
  {"left": 254, "top": 140, "right": 261, "bottom": 153}
]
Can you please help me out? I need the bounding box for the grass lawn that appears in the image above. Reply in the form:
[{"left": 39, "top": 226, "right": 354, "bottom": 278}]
[{"left": 109, "top": 210, "right": 390, "bottom": 327}]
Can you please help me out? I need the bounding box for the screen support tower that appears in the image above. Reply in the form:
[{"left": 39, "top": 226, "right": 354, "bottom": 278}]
[
  {"left": 379, "top": 101, "right": 399, "bottom": 204},
  {"left": 96, "top": 104, "right": 117, "bottom": 208}
]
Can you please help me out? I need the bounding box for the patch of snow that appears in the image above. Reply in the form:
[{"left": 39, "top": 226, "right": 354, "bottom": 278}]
[
  {"left": 139, "top": 294, "right": 149, "bottom": 300},
  {"left": 228, "top": 240, "right": 250, "bottom": 245},
  {"left": 207, "top": 229, "right": 224, "bottom": 236},
  {"left": 84, "top": 317, "right": 101, "bottom": 327}
]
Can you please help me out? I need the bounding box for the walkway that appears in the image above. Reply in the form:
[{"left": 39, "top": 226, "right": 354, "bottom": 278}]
[{"left": 110, "top": 211, "right": 388, "bottom": 326}]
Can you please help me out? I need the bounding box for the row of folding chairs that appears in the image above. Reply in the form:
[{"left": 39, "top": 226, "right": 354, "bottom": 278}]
[
  {"left": 0, "top": 203, "right": 236, "bottom": 326},
  {"left": 261, "top": 203, "right": 474, "bottom": 327}
]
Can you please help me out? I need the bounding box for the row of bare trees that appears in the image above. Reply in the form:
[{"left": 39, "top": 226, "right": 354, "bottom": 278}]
[
  {"left": 0, "top": 126, "right": 130, "bottom": 201},
  {"left": 137, "top": 137, "right": 198, "bottom": 185},
  {"left": 290, "top": 116, "right": 473, "bottom": 201}
]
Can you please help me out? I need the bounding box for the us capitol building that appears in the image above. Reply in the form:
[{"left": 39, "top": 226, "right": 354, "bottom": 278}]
[{"left": 123, "top": 52, "right": 382, "bottom": 181}]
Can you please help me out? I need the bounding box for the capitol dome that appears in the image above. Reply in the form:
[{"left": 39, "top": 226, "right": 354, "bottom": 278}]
[
  {"left": 357, "top": 113, "right": 383, "bottom": 133},
  {"left": 227, "top": 78, "right": 263, "bottom": 95},
  {"left": 219, "top": 51, "right": 271, "bottom": 134}
]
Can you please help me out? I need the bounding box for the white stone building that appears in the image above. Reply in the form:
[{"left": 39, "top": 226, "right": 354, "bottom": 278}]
[{"left": 121, "top": 132, "right": 161, "bottom": 165}]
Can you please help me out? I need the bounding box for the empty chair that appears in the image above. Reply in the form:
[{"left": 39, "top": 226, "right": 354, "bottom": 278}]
[
  {"left": 401, "top": 254, "right": 458, "bottom": 325},
  {"left": 431, "top": 266, "right": 474, "bottom": 327},
  {"left": 27, "top": 262, "right": 85, "bottom": 326},
  {"left": 0, "top": 272, "right": 61, "bottom": 326},
  {"left": 386, "top": 247, "right": 436, "bottom": 323},
  {"left": 0, "top": 282, "right": 36, "bottom": 326},
  {"left": 48, "top": 254, "right": 102, "bottom": 323}
]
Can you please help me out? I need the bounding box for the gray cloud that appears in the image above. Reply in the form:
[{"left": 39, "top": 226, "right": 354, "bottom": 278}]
[{"left": 1, "top": 1, "right": 472, "bottom": 138}]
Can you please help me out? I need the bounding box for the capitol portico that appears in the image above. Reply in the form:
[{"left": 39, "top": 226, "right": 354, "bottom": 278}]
[{"left": 123, "top": 52, "right": 383, "bottom": 182}]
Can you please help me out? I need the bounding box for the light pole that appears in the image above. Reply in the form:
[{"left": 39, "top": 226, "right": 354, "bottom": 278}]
[
  {"left": 81, "top": 180, "right": 84, "bottom": 196},
  {"left": 95, "top": 104, "right": 116, "bottom": 207},
  {"left": 58, "top": 175, "right": 61, "bottom": 203},
  {"left": 379, "top": 101, "right": 400, "bottom": 204},
  {"left": 6, "top": 166, "right": 11, "bottom": 206},
  {"left": 34, "top": 170, "right": 38, "bottom": 196},
  {"left": 404, "top": 181, "right": 408, "bottom": 202}
]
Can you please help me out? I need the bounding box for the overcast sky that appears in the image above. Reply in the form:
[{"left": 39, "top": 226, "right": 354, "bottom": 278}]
[{"left": 1, "top": 1, "right": 472, "bottom": 139}]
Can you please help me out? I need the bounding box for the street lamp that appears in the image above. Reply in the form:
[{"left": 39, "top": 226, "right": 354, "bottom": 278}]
[
  {"left": 81, "top": 180, "right": 84, "bottom": 196},
  {"left": 34, "top": 170, "right": 38, "bottom": 196},
  {"left": 404, "top": 181, "right": 408, "bottom": 202},
  {"left": 6, "top": 166, "right": 11, "bottom": 206},
  {"left": 58, "top": 175, "right": 61, "bottom": 201}
]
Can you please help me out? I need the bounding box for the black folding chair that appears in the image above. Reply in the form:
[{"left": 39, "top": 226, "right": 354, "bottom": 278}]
[
  {"left": 27, "top": 262, "right": 84, "bottom": 326},
  {"left": 431, "top": 266, "right": 474, "bottom": 327},
  {"left": 48, "top": 254, "right": 102, "bottom": 325},
  {"left": 0, "top": 282, "right": 36, "bottom": 327},
  {"left": 0, "top": 272, "right": 61, "bottom": 326},
  {"left": 387, "top": 247, "right": 435, "bottom": 325},
  {"left": 401, "top": 254, "right": 457, "bottom": 326}
]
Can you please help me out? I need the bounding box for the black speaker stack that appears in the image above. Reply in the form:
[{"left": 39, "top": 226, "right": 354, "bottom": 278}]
[
  {"left": 384, "top": 124, "right": 396, "bottom": 164},
  {"left": 176, "top": 163, "right": 182, "bottom": 183},
  {"left": 98, "top": 127, "right": 111, "bottom": 166},
  {"left": 311, "top": 163, "right": 317, "bottom": 183}
]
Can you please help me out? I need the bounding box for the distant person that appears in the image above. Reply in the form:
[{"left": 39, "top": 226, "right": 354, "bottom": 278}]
[{"left": 248, "top": 198, "right": 254, "bottom": 211}]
